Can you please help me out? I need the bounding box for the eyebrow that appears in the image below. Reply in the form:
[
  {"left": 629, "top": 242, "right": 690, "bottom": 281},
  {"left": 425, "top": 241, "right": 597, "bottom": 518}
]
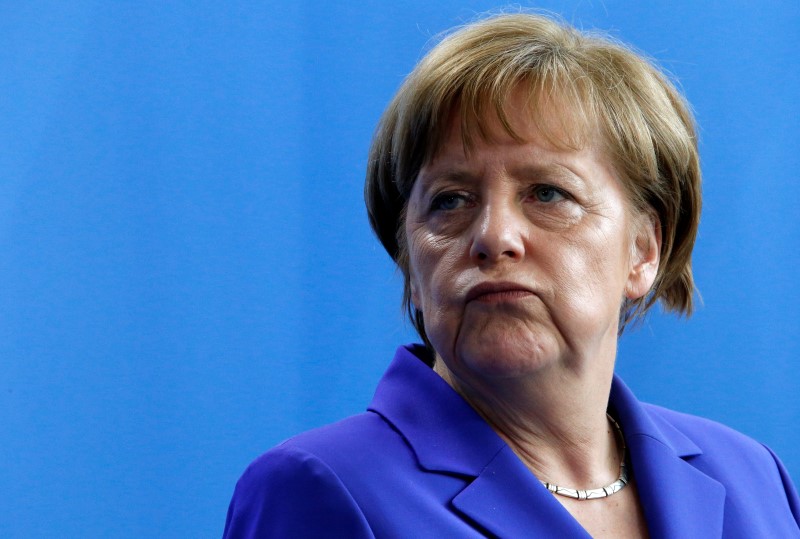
[
  {"left": 415, "top": 167, "right": 479, "bottom": 192},
  {"left": 512, "top": 163, "right": 586, "bottom": 184},
  {"left": 420, "top": 163, "right": 586, "bottom": 187}
]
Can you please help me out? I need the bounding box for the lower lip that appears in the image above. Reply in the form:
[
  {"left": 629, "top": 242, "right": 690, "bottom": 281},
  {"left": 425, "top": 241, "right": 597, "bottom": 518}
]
[{"left": 471, "top": 290, "right": 533, "bottom": 303}]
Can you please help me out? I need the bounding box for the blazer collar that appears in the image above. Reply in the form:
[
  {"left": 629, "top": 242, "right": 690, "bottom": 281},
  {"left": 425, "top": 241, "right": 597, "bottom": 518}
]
[
  {"left": 369, "top": 346, "right": 727, "bottom": 539},
  {"left": 368, "top": 344, "right": 506, "bottom": 475}
]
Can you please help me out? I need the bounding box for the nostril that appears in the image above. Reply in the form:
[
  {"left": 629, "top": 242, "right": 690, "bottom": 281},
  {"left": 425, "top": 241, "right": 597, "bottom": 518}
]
[{"left": 477, "top": 252, "right": 487, "bottom": 261}]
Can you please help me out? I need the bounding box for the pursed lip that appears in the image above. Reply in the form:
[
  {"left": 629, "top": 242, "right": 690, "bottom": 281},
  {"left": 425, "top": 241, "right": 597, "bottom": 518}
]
[{"left": 465, "top": 281, "right": 535, "bottom": 303}]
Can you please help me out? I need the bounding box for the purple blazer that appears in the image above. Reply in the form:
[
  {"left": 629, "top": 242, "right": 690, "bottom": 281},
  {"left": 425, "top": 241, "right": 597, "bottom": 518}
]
[{"left": 223, "top": 344, "right": 800, "bottom": 538}]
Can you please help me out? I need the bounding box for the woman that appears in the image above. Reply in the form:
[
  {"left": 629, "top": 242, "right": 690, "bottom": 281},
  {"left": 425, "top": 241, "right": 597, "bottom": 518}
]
[{"left": 224, "top": 13, "right": 800, "bottom": 538}]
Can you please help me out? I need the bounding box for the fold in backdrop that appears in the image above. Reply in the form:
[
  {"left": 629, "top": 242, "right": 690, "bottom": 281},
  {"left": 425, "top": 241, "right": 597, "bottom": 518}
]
[{"left": 1, "top": 1, "right": 798, "bottom": 537}]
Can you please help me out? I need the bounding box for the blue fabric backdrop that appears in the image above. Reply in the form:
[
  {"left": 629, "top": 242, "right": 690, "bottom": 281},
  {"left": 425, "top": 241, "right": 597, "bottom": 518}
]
[{"left": 1, "top": 2, "right": 797, "bottom": 537}]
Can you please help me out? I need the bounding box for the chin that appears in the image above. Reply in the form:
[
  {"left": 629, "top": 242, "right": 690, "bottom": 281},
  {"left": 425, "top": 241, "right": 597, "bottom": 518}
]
[{"left": 453, "top": 330, "right": 559, "bottom": 380}]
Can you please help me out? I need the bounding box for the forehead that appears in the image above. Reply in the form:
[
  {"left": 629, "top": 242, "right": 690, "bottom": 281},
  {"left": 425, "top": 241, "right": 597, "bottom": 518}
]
[
  {"left": 429, "top": 85, "right": 602, "bottom": 166},
  {"left": 420, "top": 90, "right": 610, "bottom": 180}
]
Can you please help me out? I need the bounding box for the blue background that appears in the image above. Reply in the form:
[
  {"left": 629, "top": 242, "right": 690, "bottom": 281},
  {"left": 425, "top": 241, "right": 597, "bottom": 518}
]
[{"left": 1, "top": 1, "right": 797, "bottom": 537}]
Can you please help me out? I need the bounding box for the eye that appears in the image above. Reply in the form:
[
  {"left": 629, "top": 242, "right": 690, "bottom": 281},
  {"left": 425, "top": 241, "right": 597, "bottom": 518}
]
[
  {"left": 430, "top": 192, "right": 473, "bottom": 211},
  {"left": 532, "top": 185, "right": 566, "bottom": 203}
]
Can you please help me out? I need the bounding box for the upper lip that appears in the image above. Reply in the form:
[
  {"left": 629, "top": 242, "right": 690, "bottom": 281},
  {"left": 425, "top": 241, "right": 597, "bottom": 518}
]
[{"left": 465, "top": 281, "right": 534, "bottom": 303}]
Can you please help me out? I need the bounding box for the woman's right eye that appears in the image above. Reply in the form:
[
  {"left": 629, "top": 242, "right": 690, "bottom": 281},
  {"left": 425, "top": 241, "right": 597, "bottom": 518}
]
[{"left": 430, "top": 193, "right": 471, "bottom": 211}]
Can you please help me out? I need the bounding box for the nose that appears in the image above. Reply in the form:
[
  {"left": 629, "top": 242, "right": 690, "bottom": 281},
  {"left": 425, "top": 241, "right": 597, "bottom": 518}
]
[{"left": 469, "top": 198, "right": 526, "bottom": 265}]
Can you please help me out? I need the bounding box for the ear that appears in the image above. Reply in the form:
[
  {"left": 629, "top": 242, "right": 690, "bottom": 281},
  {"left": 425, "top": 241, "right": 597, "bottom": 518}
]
[
  {"left": 408, "top": 263, "right": 422, "bottom": 309},
  {"left": 626, "top": 211, "right": 661, "bottom": 300},
  {"left": 410, "top": 283, "right": 419, "bottom": 308},
  {"left": 410, "top": 274, "right": 422, "bottom": 310}
]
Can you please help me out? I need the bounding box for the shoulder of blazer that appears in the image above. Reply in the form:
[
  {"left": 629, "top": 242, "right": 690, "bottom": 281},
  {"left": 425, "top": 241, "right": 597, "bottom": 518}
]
[{"left": 223, "top": 441, "right": 376, "bottom": 539}]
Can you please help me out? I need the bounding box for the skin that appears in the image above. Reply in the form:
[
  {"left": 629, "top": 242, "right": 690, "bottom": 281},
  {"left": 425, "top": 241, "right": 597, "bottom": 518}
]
[{"left": 404, "top": 91, "right": 660, "bottom": 538}]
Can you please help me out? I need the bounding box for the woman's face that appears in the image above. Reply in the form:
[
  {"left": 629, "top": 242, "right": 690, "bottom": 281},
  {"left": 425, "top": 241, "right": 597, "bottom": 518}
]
[{"left": 404, "top": 98, "right": 659, "bottom": 381}]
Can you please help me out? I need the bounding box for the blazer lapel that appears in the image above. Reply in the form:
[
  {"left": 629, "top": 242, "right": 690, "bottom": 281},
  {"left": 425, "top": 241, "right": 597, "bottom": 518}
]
[
  {"left": 372, "top": 349, "right": 728, "bottom": 538},
  {"left": 611, "top": 376, "right": 727, "bottom": 539},
  {"left": 628, "top": 435, "right": 725, "bottom": 539},
  {"left": 370, "top": 346, "right": 592, "bottom": 537},
  {"left": 452, "top": 445, "right": 591, "bottom": 538}
]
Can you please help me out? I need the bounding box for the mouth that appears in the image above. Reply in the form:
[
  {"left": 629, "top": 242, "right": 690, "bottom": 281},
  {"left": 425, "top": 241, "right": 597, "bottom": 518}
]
[{"left": 465, "top": 281, "right": 535, "bottom": 304}]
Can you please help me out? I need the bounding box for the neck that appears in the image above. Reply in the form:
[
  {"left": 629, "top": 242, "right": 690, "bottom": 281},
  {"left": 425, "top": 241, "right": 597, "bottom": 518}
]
[{"left": 433, "top": 349, "right": 620, "bottom": 490}]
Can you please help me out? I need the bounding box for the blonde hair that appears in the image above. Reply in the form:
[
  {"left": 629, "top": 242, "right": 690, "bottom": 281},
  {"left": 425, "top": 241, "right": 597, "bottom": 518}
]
[{"left": 365, "top": 13, "right": 701, "bottom": 344}]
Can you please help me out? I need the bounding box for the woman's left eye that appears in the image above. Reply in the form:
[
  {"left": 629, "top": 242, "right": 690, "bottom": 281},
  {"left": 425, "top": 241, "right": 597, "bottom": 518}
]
[{"left": 532, "top": 185, "right": 566, "bottom": 203}]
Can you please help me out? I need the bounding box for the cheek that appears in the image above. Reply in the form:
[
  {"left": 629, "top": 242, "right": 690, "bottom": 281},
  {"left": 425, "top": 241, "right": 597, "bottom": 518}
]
[
  {"left": 549, "top": 227, "right": 631, "bottom": 312},
  {"left": 405, "top": 227, "right": 472, "bottom": 351},
  {"left": 405, "top": 221, "right": 431, "bottom": 308},
  {"left": 407, "top": 230, "right": 452, "bottom": 307}
]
